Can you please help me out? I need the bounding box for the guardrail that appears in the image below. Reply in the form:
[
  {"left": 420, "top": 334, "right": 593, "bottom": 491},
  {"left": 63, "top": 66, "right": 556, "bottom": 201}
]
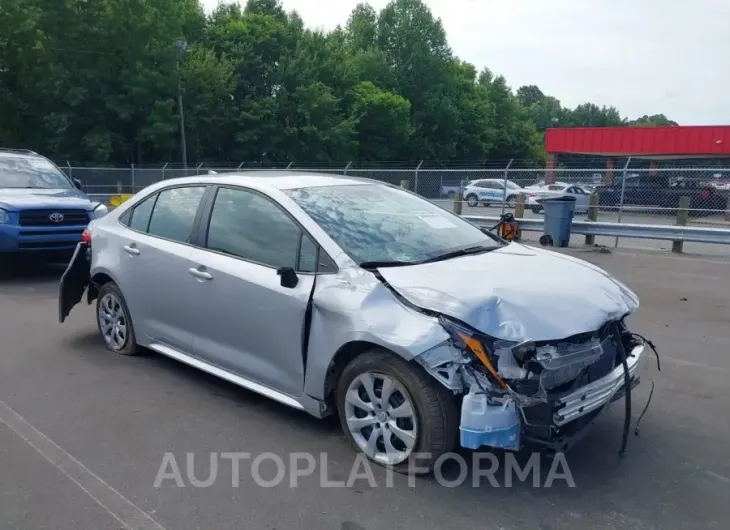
[{"left": 463, "top": 215, "right": 730, "bottom": 245}]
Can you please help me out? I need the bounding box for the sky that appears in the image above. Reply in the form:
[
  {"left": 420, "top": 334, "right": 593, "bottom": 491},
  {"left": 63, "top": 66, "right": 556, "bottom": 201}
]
[{"left": 201, "top": 0, "right": 730, "bottom": 125}]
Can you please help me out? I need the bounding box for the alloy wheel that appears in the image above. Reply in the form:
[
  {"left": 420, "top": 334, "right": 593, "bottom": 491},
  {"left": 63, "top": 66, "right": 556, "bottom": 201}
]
[
  {"left": 98, "top": 293, "right": 128, "bottom": 351},
  {"left": 344, "top": 372, "right": 418, "bottom": 465}
]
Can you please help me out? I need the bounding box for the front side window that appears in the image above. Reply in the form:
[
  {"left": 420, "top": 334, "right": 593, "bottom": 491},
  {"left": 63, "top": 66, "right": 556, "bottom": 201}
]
[
  {"left": 206, "top": 187, "right": 302, "bottom": 270},
  {"left": 0, "top": 155, "right": 72, "bottom": 189},
  {"left": 285, "top": 184, "right": 501, "bottom": 265},
  {"left": 147, "top": 186, "right": 206, "bottom": 243}
]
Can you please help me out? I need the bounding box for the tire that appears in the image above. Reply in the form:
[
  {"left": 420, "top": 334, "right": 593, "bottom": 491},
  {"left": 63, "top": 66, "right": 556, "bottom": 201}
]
[
  {"left": 506, "top": 195, "right": 517, "bottom": 208},
  {"left": 466, "top": 194, "right": 479, "bottom": 207},
  {"left": 96, "top": 282, "right": 140, "bottom": 356},
  {"left": 530, "top": 205, "right": 543, "bottom": 214},
  {"left": 446, "top": 190, "right": 456, "bottom": 199},
  {"left": 336, "top": 349, "right": 459, "bottom": 475}
]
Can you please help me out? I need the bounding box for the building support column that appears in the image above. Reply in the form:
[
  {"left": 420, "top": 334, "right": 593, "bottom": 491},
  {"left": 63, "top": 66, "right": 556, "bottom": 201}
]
[
  {"left": 545, "top": 153, "right": 557, "bottom": 184},
  {"left": 604, "top": 158, "right": 615, "bottom": 185}
]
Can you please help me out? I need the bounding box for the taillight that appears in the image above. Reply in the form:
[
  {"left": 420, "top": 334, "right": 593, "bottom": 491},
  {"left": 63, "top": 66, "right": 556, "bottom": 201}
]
[{"left": 81, "top": 228, "right": 91, "bottom": 244}]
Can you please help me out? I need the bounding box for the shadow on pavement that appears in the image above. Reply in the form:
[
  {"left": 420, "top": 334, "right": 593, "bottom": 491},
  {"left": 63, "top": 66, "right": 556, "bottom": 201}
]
[{"left": 0, "top": 259, "right": 65, "bottom": 285}]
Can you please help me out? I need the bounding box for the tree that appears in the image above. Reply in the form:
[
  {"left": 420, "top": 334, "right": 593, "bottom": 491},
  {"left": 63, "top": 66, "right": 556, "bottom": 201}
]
[
  {"left": 350, "top": 81, "right": 412, "bottom": 160},
  {"left": 0, "top": 0, "right": 677, "bottom": 166},
  {"left": 630, "top": 114, "right": 679, "bottom": 127},
  {"left": 517, "top": 85, "right": 546, "bottom": 107}
]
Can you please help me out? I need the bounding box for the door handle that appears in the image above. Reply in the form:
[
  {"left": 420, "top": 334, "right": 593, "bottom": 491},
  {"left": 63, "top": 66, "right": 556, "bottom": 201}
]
[
  {"left": 123, "top": 245, "right": 140, "bottom": 256},
  {"left": 189, "top": 267, "right": 213, "bottom": 281}
]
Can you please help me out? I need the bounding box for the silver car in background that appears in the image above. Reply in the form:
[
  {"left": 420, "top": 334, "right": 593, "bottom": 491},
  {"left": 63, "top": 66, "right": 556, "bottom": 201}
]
[{"left": 59, "top": 173, "right": 649, "bottom": 472}]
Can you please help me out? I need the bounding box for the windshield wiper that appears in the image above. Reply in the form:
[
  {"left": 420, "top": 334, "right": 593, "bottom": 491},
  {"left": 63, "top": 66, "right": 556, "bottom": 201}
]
[
  {"left": 418, "top": 245, "right": 497, "bottom": 264},
  {"left": 359, "top": 260, "right": 416, "bottom": 270}
]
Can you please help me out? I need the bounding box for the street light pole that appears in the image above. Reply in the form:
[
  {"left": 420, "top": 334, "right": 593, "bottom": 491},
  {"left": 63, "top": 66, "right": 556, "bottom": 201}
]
[{"left": 175, "top": 40, "right": 188, "bottom": 170}]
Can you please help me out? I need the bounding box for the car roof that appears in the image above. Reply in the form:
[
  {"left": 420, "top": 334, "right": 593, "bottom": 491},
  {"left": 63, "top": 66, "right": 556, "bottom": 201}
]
[
  {"left": 146, "top": 171, "right": 378, "bottom": 192},
  {"left": 0, "top": 150, "right": 43, "bottom": 161}
]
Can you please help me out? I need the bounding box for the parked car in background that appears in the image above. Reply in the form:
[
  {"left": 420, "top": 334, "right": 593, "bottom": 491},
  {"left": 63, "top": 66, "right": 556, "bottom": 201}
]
[
  {"left": 59, "top": 173, "right": 648, "bottom": 473},
  {"left": 525, "top": 183, "right": 591, "bottom": 214},
  {"left": 0, "top": 148, "right": 108, "bottom": 261},
  {"left": 594, "top": 174, "right": 727, "bottom": 215},
  {"left": 463, "top": 179, "right": 524, "bottom": 207}
]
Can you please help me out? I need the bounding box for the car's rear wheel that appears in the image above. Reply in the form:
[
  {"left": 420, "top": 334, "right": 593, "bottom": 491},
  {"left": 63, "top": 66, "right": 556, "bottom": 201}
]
[
  {"left": 506, "top": 195, "right": 517, "bottom": 208},
  {"left": 336, "top": 349, "right": 459, "bottom": 474},
  {"left": 96, "top": 282, "right": 139, "bottom": 356},
  {"left": 466, "top": 194, "right": 479, "bottom": 207}
]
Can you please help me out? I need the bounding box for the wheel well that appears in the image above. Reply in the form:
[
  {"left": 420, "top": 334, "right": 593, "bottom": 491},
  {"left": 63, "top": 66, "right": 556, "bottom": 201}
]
[
  {"left": 323, "top": 340, "right": 382, "bottom": 408},
  {"left": 88, "top": 272, "right": 114, "bottom": 303}
]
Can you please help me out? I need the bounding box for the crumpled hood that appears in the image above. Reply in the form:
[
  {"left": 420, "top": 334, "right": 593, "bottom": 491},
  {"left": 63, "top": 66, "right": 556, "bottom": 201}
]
[
  {"left": 376, "top": 243, "right": 639, "bottom": 342},
  {"left": 0, "top": 188, "right": 95, "bottom": 211}
]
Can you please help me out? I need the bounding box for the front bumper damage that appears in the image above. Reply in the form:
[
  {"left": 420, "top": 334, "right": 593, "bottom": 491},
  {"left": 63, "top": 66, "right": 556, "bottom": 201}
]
[{"left": 416, "top": 321, "right": 652, "bottom": 453}]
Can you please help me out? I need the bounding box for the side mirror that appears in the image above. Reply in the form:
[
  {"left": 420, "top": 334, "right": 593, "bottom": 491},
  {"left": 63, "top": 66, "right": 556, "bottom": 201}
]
[
  {"left": 277, "top": 266, "right": 299, "bottom": 288},
  {"left": 73, "top": 178, "right": 84, "bottom": 190}
]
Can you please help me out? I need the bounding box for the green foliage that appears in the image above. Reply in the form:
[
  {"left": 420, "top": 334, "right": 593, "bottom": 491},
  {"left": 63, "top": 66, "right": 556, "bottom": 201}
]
[{"left": 0, "top": 0, "right": 674, "bottom": 166}]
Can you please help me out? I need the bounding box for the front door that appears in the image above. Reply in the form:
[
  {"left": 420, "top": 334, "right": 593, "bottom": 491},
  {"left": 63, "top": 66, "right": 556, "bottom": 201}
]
[{"left": 188, "top": 186, "right": 317, "bottom": 398}]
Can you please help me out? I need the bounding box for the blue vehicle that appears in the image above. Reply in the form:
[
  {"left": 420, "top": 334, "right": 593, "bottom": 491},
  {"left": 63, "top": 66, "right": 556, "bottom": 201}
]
[{"left": 0, "top": 148, "right": 108, "bottom": 261}]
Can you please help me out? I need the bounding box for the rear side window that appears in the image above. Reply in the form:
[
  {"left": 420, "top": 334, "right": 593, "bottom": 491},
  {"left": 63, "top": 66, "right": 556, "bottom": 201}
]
[
  {"left": 147, "top": 186, "right": 206, "bottom": 244},
  {"left": 127, "top": 194, "right": 157, "bottom": 232}
]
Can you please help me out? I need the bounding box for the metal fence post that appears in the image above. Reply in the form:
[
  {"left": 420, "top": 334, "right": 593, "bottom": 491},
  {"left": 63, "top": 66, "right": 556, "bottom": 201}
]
[
  {"left": 162, "top": 162, "right": 168, "bottom": 180},
  {"left": 286, "top": 161, "right": 293, "bottom": 170},
  {"left": 501, "top": 159, "right": 514, "bottom": 215},
  {"left": 343, "top": 161, "right": 352, "bottom": 176},
  {"left": 66, "top": 161, "right": 73, "bottom": 179},
  {"left": 672, "top": 196, "right": 690, "bottom": 253},
  {"left": 236, "top": 161, "right": 245, "bottom": 170},
  {"left": 196, "top": 162, "right": 203, "bottom": 175},
  {"left": 614, "top": 157, "right": 632, "bottom": 248},
  {"left": 131, "top": 163, "right": 135, "bottom": 192},
  {"left": 415, "top": 160, "right": 423, "bottom": 196}
]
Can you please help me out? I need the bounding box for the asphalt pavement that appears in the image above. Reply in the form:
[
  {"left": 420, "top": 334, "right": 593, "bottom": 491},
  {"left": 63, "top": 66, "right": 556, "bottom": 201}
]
[{"left": 0, "top": 247, "right": 729, "bottom": 530}]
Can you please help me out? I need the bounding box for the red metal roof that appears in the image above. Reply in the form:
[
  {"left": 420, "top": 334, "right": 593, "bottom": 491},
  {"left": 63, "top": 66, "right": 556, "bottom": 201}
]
[{"left": 545, "top": 126, "right": 730, "bottom": 156}]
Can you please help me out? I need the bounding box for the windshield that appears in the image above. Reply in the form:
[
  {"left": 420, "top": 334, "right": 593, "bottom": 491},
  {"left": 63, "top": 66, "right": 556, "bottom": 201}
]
[
  {"left": 0, "top": 156, "right": 72, "bottom": 189},
  {"left": 286, "top": 184, "right": 501, "bottom": 265}
]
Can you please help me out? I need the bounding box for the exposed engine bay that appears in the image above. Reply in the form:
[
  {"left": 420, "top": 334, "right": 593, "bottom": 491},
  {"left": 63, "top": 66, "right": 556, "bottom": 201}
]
[{"left": 415, "top": 315, "right": 659, "bottom": 454}]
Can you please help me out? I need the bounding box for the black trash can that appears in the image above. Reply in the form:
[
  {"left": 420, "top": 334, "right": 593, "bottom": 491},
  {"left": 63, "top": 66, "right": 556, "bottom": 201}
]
[{"left": 539, "top": 196, "right": 576, "bottom": 247}]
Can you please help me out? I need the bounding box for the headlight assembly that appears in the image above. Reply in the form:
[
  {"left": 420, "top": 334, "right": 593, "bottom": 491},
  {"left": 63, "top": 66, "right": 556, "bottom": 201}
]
[
  {"left": 0, "top": 208, "right": 10, "bottom": 224},
  {"left": 438, "top": 316, "right": 508, "bottom": 389}
]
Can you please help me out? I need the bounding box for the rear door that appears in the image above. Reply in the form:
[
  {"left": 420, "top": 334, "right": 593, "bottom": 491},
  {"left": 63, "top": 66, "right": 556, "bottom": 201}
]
[
  {"left": 187, "top": 186, "right": 329, "bottom": 397},
  {"left": 113, "top": 185, "right": 210, "bottom": 353}
]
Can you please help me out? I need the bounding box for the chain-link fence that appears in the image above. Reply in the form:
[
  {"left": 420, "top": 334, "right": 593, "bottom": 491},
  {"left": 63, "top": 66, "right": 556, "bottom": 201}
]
[{"left": 58, "top": 161, "right": 730, "bottom": 229}]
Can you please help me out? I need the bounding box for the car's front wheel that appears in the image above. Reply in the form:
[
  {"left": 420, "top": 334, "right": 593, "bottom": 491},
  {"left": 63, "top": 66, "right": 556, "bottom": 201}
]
[
  {"left": 336, "top": 349, "right": 459, "bottom": 474},
  {"left": 96, "top": 282, "right": 139, "bottom": 356}
]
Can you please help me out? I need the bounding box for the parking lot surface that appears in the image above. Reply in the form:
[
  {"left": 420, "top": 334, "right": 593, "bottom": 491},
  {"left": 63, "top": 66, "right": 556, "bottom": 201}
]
[{"left": 1, "top": 247, "right": 729, "bottom": 530}]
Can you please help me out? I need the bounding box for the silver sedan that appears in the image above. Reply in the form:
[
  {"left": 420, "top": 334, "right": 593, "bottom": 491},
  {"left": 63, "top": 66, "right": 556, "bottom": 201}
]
[{"left": 59, "top": 173, "right": 647, "bottom": 472}]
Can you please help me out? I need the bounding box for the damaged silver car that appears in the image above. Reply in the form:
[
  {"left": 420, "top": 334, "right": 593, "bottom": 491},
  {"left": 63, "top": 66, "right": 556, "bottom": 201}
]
[{"left": 59, "top": 173, "right": 653, "bottom": 473}]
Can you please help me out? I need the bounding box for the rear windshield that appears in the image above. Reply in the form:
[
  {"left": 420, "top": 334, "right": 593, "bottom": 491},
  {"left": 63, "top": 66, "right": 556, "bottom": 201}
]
[
  {"left": 0, "top": 156, "right": 72, "bottom": 189},
  {"left": 285, "top": 183, "right": 500, "bottom": 265}
]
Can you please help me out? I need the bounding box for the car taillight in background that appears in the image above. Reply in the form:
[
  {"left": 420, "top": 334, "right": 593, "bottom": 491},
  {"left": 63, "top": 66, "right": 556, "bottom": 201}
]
[{"left": 81, "top": 228, "right": 91, "bottom": 244}]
